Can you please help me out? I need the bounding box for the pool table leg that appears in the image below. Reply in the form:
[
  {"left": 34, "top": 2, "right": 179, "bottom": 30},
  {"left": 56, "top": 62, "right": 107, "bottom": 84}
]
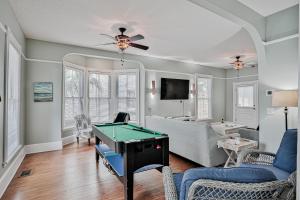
[
  {"left": 124, "top": 143, "right": 134, "bottom": 200},
  {"left": 163, "top": 138, "right": 170, "bottom": 166},
  {"left": 124, "top": 172, "right": 134, "bottom": 200},
  {"left": 95, "top": 136, "right": 100, "bottom": 163}
]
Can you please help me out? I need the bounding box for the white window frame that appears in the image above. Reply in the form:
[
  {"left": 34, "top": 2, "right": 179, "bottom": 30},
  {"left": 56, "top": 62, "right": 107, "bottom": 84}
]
[
  {"left": 62, "top": 62, "right": 85, "bottom": 130},
  {"left": 87, "top": 71, "right": 112, "bottom": 124},
  {"left": 3, "top": 27, "right": 22, "bottom": 165},
  {"left": 62, "top": 63, "right": 140, "bottom": 130},
  {"left": 115, "top": 69, "right": 140, "bottom": 124},
  {"left": 195, "top": 74, "right": 212, "bottom": 120}
]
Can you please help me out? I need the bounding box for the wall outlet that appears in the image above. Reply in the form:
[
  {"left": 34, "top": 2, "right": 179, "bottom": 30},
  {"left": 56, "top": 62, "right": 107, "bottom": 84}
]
[{"left": 266, "top": 90, "right": 273, "bottom": 96}]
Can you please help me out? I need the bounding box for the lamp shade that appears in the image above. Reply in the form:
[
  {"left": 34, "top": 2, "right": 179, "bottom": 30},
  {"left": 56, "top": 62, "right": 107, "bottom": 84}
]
[{"left": 272, "top": 90, "right": 298, "bottom": 107}]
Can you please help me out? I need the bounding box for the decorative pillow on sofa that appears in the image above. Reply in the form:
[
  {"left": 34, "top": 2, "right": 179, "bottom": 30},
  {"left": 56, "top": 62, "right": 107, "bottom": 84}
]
[
  {"left": 273, "top": 129, "right": 298, "bottom": 173},
  {"left": 179, "top": 167, "right": 277, "bottom": 200}
]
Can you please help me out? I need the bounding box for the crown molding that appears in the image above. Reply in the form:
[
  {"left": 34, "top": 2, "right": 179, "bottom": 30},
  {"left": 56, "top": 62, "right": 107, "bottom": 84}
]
[{"left": 263, "top": 34, "right": 299, "bottom": 46}]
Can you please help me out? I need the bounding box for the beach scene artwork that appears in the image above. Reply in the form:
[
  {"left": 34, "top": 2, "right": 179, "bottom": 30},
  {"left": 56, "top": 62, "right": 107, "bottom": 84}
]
[{"left": 33, "top": 82, "right": 53, "bottom": 102}]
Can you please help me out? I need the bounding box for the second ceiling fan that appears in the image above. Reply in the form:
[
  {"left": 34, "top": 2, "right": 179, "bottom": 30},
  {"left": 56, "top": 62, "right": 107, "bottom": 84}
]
[{"left": 97, "top": 27, "right": 149, "bottom": 52}]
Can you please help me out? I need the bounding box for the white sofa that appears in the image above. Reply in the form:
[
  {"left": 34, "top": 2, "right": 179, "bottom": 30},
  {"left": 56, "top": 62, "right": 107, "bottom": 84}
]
[{"left": 145, "top": 116, "right": 227, "bottom": 167}]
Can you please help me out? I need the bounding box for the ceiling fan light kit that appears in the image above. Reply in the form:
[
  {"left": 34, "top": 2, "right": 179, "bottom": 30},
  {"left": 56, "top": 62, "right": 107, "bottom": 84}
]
[
  {"left": 98, "top": 27, "right": 149, "bottom": 52},
  {"left": 231, "top": 56, "right": 245, "bottom": 70}
]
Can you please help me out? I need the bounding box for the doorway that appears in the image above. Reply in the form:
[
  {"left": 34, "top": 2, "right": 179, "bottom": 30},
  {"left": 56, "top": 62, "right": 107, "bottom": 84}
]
[{"left": 233, "top": 81, "right": 258, "bottom": 129}]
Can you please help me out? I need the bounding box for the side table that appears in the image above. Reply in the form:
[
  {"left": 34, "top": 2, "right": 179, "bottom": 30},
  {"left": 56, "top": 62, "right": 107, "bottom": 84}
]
[{"left": 217, "top": 138, "right": 258, "bottom": 168}]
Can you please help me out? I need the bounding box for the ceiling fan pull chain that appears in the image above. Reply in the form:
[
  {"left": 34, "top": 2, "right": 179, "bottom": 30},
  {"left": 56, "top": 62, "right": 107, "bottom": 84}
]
[{"left": 121, "top": 52, "right": 125, "bottom": 67}]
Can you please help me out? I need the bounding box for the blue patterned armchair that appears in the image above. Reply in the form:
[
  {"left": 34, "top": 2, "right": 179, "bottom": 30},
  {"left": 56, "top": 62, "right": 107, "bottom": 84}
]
[{"left": 163, "top": 129, "right": 297, "bottom": 200}]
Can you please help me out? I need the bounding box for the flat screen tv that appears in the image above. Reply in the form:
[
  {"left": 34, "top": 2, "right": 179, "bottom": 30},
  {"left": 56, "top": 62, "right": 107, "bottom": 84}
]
[{"left": 161, "top": 78, "right": 189, "bottom": 100}]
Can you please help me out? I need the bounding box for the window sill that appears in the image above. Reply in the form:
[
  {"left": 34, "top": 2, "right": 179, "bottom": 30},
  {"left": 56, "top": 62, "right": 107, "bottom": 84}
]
[
  {"left": 63, "top": 127, "right": 75, "bottom": 132},
  {"left": 196, "top": 118, "right": 213, "bottom": 122}
]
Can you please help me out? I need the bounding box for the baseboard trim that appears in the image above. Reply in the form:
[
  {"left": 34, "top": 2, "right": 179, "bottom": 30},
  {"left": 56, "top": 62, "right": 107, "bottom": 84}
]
[
  {"left": 25, "top": 141, "right": 63, "bottom": 154},
  {"left": 62, "top": 135, "right": 76, "bottom": 146},
  {"left": 0, "top": 147, "right": 26, "bottom": 198}
]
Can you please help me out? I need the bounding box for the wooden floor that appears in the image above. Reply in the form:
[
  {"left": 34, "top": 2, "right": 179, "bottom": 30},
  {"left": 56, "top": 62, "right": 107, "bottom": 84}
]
[{"left": 2, "top": 140, "right": 198, "bottom": 200}]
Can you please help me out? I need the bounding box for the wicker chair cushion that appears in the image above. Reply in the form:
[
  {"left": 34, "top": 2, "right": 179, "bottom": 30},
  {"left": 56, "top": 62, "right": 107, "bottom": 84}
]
[
  {"left": 240, "top": 164, "right": 290, "bottom": 180},
  {"left": 173, "top": 173, "right": 184, "bottom": 197},
  {"left": 273, "top": 129, "right": 297, "bottom": 173},
  {"left": 179, "top": 167, "right": 277, "bottom": 200}
]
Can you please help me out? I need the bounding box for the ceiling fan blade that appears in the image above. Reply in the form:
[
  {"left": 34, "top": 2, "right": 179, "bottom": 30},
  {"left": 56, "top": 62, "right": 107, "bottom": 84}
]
[
  {"left": 129, "top": 43, "right": 149, "bottom": 50},
  {"left": 99, "top": 33, "right": 117, "bottom": 41},
  {"left": 129, "top": 34, "right": 144, "bottom": 41},
  {"left": 95, "top": 42, "right": 116, "bottom": 47}
]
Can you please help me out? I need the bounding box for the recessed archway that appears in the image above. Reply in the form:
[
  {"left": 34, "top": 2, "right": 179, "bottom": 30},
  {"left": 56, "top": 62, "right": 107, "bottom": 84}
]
[{"left": 61, "top": 53, "right": 147, "bottom": 139}]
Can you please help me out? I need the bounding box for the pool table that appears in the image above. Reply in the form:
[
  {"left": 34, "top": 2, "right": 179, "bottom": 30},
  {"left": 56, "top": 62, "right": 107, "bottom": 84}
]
[{"left": 92, "top": 123, "right": 169, "bottom": 200}]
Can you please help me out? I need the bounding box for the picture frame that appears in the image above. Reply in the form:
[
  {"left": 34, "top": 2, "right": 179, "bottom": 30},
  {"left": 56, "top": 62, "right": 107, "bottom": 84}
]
[{"left": 33, "top": 82, "right": 53, "bottom": 102}]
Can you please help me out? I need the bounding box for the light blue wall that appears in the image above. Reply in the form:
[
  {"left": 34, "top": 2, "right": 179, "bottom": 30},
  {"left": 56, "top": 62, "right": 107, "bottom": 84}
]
[
  {"left": 0, "top": 0, "right": 26, "bottom": 178},
  {"left": 26, "top": 39, "right": 227, "bottom": 144},
  {"left": 259, "top": 6, "right": 299, "bottom": 152},
  {"left": 266, "top": 5, "right": 299, "bottom": 41}
]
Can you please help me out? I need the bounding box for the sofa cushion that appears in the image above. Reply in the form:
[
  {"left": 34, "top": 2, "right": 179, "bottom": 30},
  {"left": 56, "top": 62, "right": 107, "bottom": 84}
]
[
  {"left": 173, "top": 173, "right": 184, "bottom": 197},
  {"left": 273, "top": 129, "right": 297, "bottom": 173},
  {"left": 179, "top": 167, "right": 277, "bottom": 200},
  {"left": 240, "top": 164, "right": 290, "bottom": 180}
]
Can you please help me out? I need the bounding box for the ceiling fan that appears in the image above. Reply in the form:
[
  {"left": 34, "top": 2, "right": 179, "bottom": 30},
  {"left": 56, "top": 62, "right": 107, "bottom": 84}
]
[
  {"left": 97, "top": 27, "right": 149, "bottom": 52},
  {"left": 230, "top": 56, "right": 245, "bottom": 70}
]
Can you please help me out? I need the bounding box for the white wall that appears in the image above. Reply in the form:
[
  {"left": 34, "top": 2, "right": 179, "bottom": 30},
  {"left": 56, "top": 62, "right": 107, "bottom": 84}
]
[
  {"left": 145, "top": 71, "right": 196, "bottom": 117},
  {"left": 145, "top": 70, "right": 227, "bottom": 121}
]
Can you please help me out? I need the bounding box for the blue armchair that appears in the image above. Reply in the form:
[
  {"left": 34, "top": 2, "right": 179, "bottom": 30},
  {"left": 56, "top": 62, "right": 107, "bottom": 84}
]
[{"left": 163, "top": 129, "right": 297, "bottom": 200}]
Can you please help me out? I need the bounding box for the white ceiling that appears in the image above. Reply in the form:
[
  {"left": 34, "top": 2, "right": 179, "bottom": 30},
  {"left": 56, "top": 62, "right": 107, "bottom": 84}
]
[
  {"left": 238, "top": 0, "right": 298, "bottom": 17},
  {"left": 9, "top": 0, "right": 257, "bottom": 68}
]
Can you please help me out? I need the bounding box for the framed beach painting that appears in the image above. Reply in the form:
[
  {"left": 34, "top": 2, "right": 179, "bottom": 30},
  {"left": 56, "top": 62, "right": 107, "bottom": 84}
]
[{"left": 33, "top": 82, "right": 53, "bottom": 102}]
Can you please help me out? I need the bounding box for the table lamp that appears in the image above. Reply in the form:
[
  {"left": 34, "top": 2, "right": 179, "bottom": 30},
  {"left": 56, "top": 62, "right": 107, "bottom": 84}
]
[{"left": 272, "top": 90, "right": 298, "bottom": 130}]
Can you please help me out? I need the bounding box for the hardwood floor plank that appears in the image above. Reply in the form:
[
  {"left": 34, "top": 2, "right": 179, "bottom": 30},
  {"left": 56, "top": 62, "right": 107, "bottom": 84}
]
[{"left": 1, "top": 140, "right": 198, "bottom": 200}]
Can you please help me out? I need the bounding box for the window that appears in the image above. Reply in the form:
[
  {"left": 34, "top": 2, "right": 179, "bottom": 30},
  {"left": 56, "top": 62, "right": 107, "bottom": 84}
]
[
  {"left": 63, "top": 66, "right": 139, "bottom": 128},
  {"left": 64, "top": 67, "right": 84, "bottom": 128},
  {"left": 237, "top": 86, "right": 254, "bottom": 107},
  {"left": 197, "top": 77, "right": 212, "bottom": 120},
  {"left": 4, "top": 41, "right": 22, "bottom": 163},
  {"left": 117, "top": 73, "right": 138, "bottom": 121},
  {"left": 88, "top": 73, "right": 110, "bottom": 123}
]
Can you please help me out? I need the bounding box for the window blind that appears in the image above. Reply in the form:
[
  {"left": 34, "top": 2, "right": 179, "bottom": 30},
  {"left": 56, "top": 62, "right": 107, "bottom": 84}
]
[
  {"left": 197, "top": 77, "right": 212, "bottom": 120},
  {"left": 88, "top": 73, "right": 110, "bottom": 123},
  {"left": 64, "top": 67, "right": 84, "bottom": 128}
]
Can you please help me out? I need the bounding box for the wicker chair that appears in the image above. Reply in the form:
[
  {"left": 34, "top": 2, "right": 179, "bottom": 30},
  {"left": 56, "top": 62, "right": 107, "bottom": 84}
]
[
  {"left": 163, "top": 130, "right": 297, "bottom": 200},
  {"left": 74, "top": 114, "right": 93, "bottom": 145},
  {"left": 163, "top": 158, "right": 295, "bottom": 200}
]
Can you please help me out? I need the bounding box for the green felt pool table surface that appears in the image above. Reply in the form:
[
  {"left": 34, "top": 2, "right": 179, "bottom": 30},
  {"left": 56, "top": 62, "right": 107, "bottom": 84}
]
[{"left": 94, "top": 123, "right": 165, "bottom": 142}]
